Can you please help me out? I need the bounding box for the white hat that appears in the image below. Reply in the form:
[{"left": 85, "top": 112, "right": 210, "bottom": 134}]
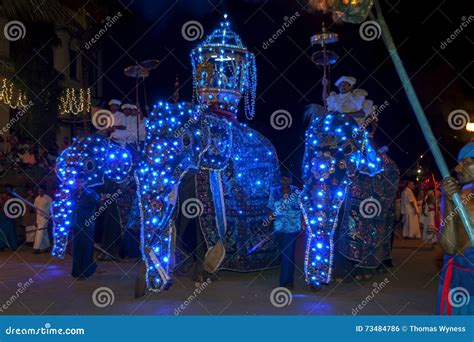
[
  {"left": 335, "top": 76, "right": 356, "bottom": 87},
  {"left": 109, "top": 99, "right": 122, "bottom": 106},
  {"left": 121, "top": 103, "right": 133, "bottom": 110},
  {"left": 130, "top": 104, "right": 138, "bottom": 110}
]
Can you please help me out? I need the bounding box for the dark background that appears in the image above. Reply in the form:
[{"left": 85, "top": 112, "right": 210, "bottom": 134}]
[{"left": 95, "top": 0, "right": 473, "bottom": 183}]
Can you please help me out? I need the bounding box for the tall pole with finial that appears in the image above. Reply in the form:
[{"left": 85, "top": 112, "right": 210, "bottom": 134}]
[{"left": 311, "top": 23, "right": 339, "bottom": 107}]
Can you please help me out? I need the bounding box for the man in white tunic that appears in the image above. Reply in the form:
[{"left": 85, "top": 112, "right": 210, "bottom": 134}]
[
  {"left": 326, "top": 76, "right": 374, "bottom": 129},
  {"left": 121, "top": 103, "right": 134, "bottom": 145},
  {"left": 401, "top": 180, "right": 421, "bottom": 239},
  {"left": 126, "top": 105, "right": 146, "bottom": 148},
  {"left": 33, "top": 185, "right": 53, "bottom": 253},
  {"left": 108, "top": 99, "right": 127, "bottom": 147}
]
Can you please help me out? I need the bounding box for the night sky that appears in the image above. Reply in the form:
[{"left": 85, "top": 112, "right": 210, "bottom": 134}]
[{"left": 95, "top": 0, "right": 473, "bottom": 184}]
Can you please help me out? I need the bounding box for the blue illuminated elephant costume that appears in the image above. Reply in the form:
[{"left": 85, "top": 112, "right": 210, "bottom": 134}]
[
  {"left": 52, "top": 17, "right": 280, "bottom": 292},
  {"left": 51, "top": 135, "right": 132, "bottom": 257},
  {"left": 137, "top": 17, "right": 279, "bottom": 291},
  {"left": 301, "top": 106, "right": 388, "bottom": 287}
]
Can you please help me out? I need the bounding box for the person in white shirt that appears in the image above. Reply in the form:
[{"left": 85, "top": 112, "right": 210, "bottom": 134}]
[
  {"left": 401, "top": 180, "right": 421, "bottom": 239},
  {"left": 108, "top": 99, "right": 127, "bottom": 147},
  {"left": 326, "top": 76, "right": 374, "bottom": 128},
  {"left": 126, "top": 105, "right": 146, "bottom": 147},
  {"left": 33, "top": 185, "right": 53, "bottom": 253},
  {"left": 22, "top": 148, "right": 36, "bottom": 166}
]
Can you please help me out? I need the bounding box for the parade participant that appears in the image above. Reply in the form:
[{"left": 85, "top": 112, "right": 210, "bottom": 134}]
[
  {"left": 22, "top": 189, "right": 36, "bottom": 244},
  {"left": 437, "top": 142, "right": 474, "bottom": 315},
  {"left": 267, "top": 172, "right": 304, "bottom": 290},
  {"left": 421, "top": 183, "right": 439, "bottom": 245},
  {"left": 71, "top": 174, "right": 101, "bottom": 279},
  {"left": 326, "top": 76, "right": 374, "bottom": 129},
  {"left": 120, "top": 190, "right": 141, "bottom": 261},
  {"left": 0, "top": 191, "right": 17, "bottom": 251},
  {"left": 401, "top": 180, "right": 421, "bottom": 239},
  {"left": 33, "top": 185, "right": 53, "bottom": 253},
  {"left": 108, "top": 99, "right": 127, "bottom": 147},
  {"left": 126, "top": 105, "right": 146, "bottom": 153},
  {"left": 96, "top": 180, "right": 123, "bottom": 261}
]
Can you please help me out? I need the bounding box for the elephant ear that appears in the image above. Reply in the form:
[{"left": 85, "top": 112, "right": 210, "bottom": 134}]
[
  {"left": 55, "top": 135, "right": 110, "bottom": 186},
  {"left": 105, "top": 144, "right": 133, "bottom": 183},
  {"left": 200, "top": 114, "right": 232, "bottom": 170}
]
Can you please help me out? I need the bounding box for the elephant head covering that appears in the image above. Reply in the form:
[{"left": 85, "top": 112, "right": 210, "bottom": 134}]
[{"left": 190, "top": 14, "right": 257, "bottom": 120}]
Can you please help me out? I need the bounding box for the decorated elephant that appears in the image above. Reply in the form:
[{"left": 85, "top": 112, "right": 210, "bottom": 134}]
[
  {"left": 301, "top": 106, "right": 384, "bottom": 288},
  {"left": 137, "top": 101, "right": 279, "bottom": 291},
  {"left": 52, "top": 16, "right": 280, "bottom": 293},
  {"left": 51, "top": 134, "right": 132, "bottom": 258},
  {"left": 336, "top": 149, "right": 399, "bottom": 272}
]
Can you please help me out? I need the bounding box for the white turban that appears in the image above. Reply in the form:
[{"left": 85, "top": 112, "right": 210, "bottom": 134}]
[
  {"left": 108, "top": 99, "right": 122, "bottom": 106},
  {"left": 121, "top": 103, "right": 133, "bottom": 110},
  {"left": 335, "top": 76, "right": 356, "bottom": 87}
]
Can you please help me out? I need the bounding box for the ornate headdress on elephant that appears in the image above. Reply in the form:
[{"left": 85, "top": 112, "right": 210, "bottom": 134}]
[{"left": 190, "top": 14, "right": 257, "bottom": 120}]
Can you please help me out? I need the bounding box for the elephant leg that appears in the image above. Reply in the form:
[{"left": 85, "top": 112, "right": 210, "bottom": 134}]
[
  {"left": 51, "top": 186, "right": 73, "bottom": 259},
  {"left": 135, "top": 176, "right": 174, "bottom": 292},
  {"left": 301, "top": 156, "right": 349, "bottom": 286}
]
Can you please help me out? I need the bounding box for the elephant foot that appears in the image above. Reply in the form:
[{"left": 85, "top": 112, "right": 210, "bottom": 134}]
[
  {"left": 134, "top": 261, "right": 147, "bottom": 299},
  {"left": 203, "top": 240, "right": 225, "bottom": 274}
]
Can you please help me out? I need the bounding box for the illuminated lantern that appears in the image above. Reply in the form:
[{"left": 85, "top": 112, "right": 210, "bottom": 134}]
[{"left": 308, "top": 0, "right": 374, "bottom": 23}]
